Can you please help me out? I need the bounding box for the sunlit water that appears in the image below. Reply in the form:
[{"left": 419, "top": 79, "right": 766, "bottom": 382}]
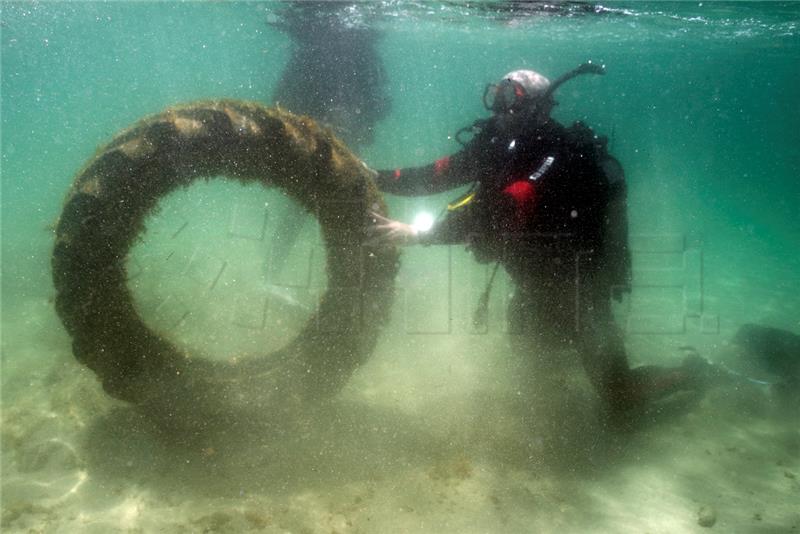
[{"left": 2, "top": 2, "right": 799, "bottom": 532}]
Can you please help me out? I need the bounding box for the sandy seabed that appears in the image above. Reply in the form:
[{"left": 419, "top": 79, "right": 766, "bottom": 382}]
[{"left": 1, "top": 289, "right": 798, "bottom": 534}]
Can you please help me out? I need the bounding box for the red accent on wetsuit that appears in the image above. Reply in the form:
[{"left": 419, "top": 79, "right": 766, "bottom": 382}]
[
  {"left": 502, "top": 179, "right": 536, "bottom": 225},
  {"left": 433, "top": 156, "right": 451, "bottom": 176},
  {"left": 393, "top": 169, "right": 401, "bottom": 179}
]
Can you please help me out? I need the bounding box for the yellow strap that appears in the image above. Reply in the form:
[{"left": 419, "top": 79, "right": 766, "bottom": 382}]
[{"left": 447, "top": 192, "right": 475, "bottom": 211}]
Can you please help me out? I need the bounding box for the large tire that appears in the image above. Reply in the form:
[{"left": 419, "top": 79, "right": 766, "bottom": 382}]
[{"left": 52, "top": 101, "right": 399, "bottom": 428}]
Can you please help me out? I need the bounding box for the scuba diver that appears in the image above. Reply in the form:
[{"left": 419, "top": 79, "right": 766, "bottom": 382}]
[
  {"left": 371, "top": 64, "right": 709, "bottom": 426},
  {"left": 266, "top": 2, "right": 391, "bottom": 282}
]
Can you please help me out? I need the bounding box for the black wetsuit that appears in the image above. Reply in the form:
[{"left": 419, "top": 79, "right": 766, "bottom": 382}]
[
  {"left": 378, "top": 116, "right": 630, "bottom": 280},
  {"left": 376, "top": 114, "right": 652, "bottom": 416}
]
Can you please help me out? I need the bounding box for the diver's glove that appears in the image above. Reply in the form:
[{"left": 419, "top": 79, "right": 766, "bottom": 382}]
[{"left": 368, "top": 212, "right": 424, "bottom": 246}]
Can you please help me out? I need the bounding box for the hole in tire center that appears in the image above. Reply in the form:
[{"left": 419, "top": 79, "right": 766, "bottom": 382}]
[{"left": 126, "top": 180, "right": 327, "bottom": 361}]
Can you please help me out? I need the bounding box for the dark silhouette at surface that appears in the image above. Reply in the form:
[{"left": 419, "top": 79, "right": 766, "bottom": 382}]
[{"left": 270, "top": 2, "right": 390, "bottom": 147}]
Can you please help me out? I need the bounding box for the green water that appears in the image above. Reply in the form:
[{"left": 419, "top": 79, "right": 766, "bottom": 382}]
[{"left": 2, "top": 2, "right": 799, "bottom": 532}]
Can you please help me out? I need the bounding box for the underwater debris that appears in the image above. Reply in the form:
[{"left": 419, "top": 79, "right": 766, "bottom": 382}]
[{"left": 52, "top": 101, "right": 399, "bottom": 430}]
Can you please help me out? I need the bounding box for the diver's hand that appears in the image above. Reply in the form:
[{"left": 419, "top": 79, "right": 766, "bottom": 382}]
[{"left": 368, "top": 212, "right": 419, "bottom": 246}]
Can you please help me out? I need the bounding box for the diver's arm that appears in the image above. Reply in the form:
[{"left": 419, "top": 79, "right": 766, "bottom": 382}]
[{"left": 375, "top": 149, "right": 477, "bottom": 197}]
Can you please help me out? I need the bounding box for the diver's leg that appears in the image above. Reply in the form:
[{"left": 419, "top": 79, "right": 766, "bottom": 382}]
[
  {"left": 575, "top": 276, "right": 710, "bottom": 425},
  {"left": 509, "top": 276, "right": 602, "bottom": 457},
  {"left": 573, "top": 284, "right": 639, "bottom": 416},
  {"left": 509, "top": 273, "right": 579, "bottom": 348},
  {"left": 507, "top": 281, "right": 575, "bottom": 372}
]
